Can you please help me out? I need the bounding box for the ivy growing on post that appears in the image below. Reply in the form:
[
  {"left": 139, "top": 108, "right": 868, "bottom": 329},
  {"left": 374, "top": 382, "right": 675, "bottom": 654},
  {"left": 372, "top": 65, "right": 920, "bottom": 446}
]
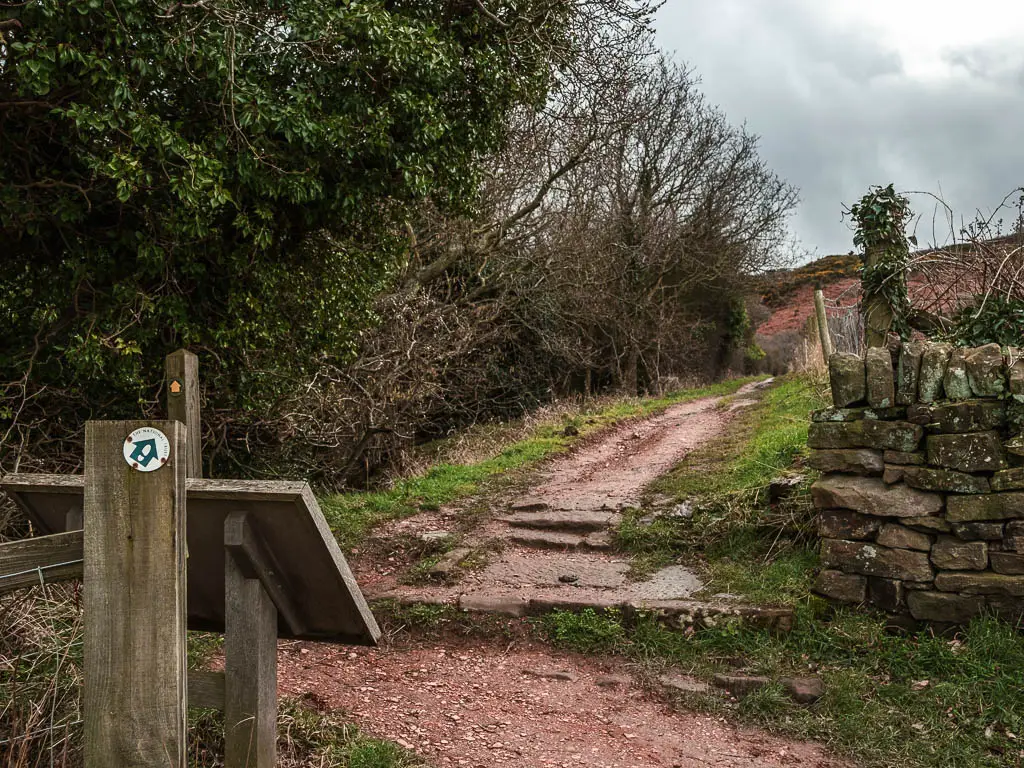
[{"left": 848, "top": 184, "right": 914, "bottom": 345}]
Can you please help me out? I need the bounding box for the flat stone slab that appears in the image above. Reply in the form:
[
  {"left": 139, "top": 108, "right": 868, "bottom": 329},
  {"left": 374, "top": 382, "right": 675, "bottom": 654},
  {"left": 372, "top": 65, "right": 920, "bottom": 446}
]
[
  {"left": 927, "top": 432, "right": 1007, "bottom": 473},
  {"left": 821, "top": 539, "right": 934, "bottom": 582},
  {"left": 935, "top": 572, "right": 1024, "bottom": 596},
  {"left": 478, "top": 552, "right": 630, "bottom": 589},
  {"left": 502, "top": 510, "right": 621, "bottom": 533},
  {"left": 459, "top": 594, "right": 530, "bottom": 617},
  {"left": 811, "top": 475, "right": 943, "bottom": 518},
  {"left": 902, "top": 467, "right": 991, "bottom": 495},
  {"left": 659, "top": 674, "right": 713, "bottom": 695},
  {"left": 947, "top": 493, "right": 1024, "bottom": 523},
  {"left": 808, "top": 419, "right": 924, "bottom": 452},
  {"left": 806, "top": 449, "right": 883, "bottom": 476},
  {"left": 623, "top": 566, "right": 702, "bottom": 601},
  {"left": 907, "top": 591, "right": 985, "bottom": 623},
  {"left": 507, "top": 529, "right": 612, "bottom": 550}
]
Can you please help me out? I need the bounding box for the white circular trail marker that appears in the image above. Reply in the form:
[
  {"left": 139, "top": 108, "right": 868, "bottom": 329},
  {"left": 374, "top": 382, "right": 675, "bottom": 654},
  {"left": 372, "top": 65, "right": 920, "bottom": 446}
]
[{"left": 123, "top": 427, "right": 171, "bottom": 472}]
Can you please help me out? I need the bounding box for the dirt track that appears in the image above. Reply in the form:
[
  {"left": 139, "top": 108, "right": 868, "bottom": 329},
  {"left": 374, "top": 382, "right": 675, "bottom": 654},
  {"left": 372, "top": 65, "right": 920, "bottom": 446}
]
[
  {"left": 276, "top": 381, "right": 849, "bottom": 767},
  {"left": 279, "top": 638, "right": 846, "bottom": 768}
]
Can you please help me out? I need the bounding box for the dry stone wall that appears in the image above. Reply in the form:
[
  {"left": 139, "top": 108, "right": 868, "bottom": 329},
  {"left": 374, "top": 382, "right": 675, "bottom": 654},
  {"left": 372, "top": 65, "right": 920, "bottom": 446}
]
[{"left": 811, "top": 342, "right": 1024, "bottom": 624}]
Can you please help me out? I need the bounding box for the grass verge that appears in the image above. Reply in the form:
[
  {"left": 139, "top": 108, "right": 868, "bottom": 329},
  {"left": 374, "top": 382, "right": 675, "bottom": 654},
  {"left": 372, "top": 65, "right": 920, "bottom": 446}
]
[
  {"left": 321, "top": 376, "right": 768, "bottom": 550},
  {"left": 538, "top": 605, "right": 1024, "bottom": 768},
  {"left": 616, "top": 374, "right": 828, "bottom": 598}
]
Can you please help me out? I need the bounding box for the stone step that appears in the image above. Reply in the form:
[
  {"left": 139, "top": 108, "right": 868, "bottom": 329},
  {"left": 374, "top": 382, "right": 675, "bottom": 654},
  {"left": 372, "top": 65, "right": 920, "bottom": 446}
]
[
  {"left": 510, "top": 499, "right": 550, "bottom": 512},
  {"left": 501, "top": 509, "right": 621, "bottom": 533},
  {"left": 372, "top": 592, "right": 794, "bottom": 633},
  {"left": 507, "top": 529, "right": 612, "bottom": 551}
]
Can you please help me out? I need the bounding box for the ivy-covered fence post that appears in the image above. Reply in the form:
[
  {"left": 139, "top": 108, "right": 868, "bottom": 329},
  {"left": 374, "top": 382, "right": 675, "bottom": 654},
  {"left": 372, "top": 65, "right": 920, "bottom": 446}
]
[{"left": 848, "top": 185, "right": 913, "bottom": 348}]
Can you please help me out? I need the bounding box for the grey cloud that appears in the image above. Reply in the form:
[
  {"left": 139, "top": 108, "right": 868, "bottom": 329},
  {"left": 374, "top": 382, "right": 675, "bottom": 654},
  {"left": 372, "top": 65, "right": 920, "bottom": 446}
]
[{"left": 655, "top": 1, "right": 1024, "bottom": 259}]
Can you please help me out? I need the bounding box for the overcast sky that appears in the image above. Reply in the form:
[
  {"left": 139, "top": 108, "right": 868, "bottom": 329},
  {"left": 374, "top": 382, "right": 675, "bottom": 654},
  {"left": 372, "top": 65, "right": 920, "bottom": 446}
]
[{"left": 654, "top": 0, "right": 1024, "bottom": 260}]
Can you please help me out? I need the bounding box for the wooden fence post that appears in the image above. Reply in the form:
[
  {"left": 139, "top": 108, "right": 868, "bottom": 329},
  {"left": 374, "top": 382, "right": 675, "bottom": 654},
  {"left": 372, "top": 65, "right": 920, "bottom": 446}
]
[
  {"left": 224, "top": 511, "right": 278, "bottom": 768},
  {"left": 814, "top": 288, "right": 834, "bottom": 363},
  {"left": 165, "top": 349, "right": 202, "bottom": 478},
  {"left": 83, "top": 420, "right": 187, "bottom": 768}
]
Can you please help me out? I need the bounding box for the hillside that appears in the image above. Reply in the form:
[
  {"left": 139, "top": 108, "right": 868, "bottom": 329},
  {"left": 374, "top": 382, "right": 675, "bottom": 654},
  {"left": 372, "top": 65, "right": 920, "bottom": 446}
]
[{"left": 755, "top": 253, "right": 861, "bottom": 337}]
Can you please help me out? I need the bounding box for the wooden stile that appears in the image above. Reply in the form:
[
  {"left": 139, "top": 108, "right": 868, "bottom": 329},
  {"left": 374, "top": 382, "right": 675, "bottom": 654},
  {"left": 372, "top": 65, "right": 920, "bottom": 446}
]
[{"left": 0, "top": 349, "right": 379, "bottom": 767}]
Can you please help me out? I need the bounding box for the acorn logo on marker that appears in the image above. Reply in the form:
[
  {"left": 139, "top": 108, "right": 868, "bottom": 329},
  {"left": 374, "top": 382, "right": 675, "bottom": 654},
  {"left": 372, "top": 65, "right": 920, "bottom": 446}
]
[{"left": 123, "top": 427, "right": 171, "bottom": 471}]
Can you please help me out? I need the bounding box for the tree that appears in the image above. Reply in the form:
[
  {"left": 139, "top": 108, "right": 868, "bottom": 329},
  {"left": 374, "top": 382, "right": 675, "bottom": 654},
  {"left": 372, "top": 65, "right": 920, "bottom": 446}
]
[{"left": 0, "top": 0, "right": 588, "bottom": 471}]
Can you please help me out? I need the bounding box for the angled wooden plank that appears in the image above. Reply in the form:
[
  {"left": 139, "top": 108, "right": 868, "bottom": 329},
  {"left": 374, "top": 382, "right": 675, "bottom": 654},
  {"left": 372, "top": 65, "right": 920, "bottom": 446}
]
[
  {"left": 188, "top": 479, "right": 309, "bottom": 501},
  {"left": 1, "top": 474, "right": 380, "bottom": 643},
  {"left": 1, "top": 474, "right": 84, "bottom": 534},
  {"left": 224, "top": 515, "right": 278, "bottom": 768},
  {"left": 188, "top": 670, "right": 225, "bottom": 711},
  {"left": 298, "top": 485, "right": 381, "bottom": 644},
  {"left": 224, "top": 512, "right": 306, "bottom": 636},
  {"left": 165, "top": 349, "right": 202, "bottom": 477},
  {"left": 0, "top": 531, "right": 83, "bottom": 595},
  {"left": 83, "top": 420, "right": 187, "bottom": 768}
]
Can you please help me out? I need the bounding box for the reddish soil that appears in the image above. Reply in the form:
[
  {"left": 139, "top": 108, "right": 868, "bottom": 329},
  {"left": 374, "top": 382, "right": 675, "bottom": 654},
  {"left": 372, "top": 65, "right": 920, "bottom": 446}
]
[{"left": 278, "top": 638, "right": 848, "bottom": 768}]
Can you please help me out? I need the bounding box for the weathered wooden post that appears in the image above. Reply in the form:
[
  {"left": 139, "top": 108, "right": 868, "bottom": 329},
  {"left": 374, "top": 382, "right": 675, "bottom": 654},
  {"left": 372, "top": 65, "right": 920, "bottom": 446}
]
[
  {"left": 83, "top": 420, "right": 187, "bottom": 768},
  {"left": 813, "top": 287, "right": 834, "bottom": 363},
  {"left": 224, "top": 512, "right": 278, "bottom": 767},
  {"left": 165, "top": 348, "right": 202, "bottom": 478}
]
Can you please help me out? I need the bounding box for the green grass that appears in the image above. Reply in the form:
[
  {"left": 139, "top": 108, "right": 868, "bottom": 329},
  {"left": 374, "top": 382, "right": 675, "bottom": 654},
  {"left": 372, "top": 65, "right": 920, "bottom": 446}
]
[
  {"left": 189, "top": 699, "right": 424, "bottom": 768},
  {"left": 616, "top": 375, "right": 828, "bottom": 596},
  {"left": 537, "top": 605, "right": 1024, "bottom": 768},
  {"left": 321, "top": 376, "right": 768, "bottom": 550}
]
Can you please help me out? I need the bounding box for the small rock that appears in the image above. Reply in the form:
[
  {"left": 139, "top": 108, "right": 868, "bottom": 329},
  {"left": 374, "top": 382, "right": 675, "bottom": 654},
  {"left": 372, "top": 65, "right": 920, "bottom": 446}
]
[
  {"left": 865, "top": 347, "right": 896, "bottom": 408},
  {"left": 523, "top": 668, "right": 578, "bottom": 682},
  {"left": 918, "top": 342, "right": 952, "bottom": 402},
  {"left": 965, "top": 343, "right": 1006, "bottom": 397},
  {"left": 768, "top": 474, "right": 805, "bottom": 503},
  {"left": 712, "top": 674, "right": 770, "bottom": 698},
  {"left": 658, "top": 674, "right": 711, "bottom": 694},
  {"left": 669, "top": 501, "right": 694, "bottom": 519},
  {"left": 558, "top": 574, "right": 579, "bottom": 584},
  {"left": 780, "top": 677, "right": 825, "bottom": 704},
  {"left": 595, "top": 674, "right": 631, "bottom": 689},
  {"left": 943, "top": 348, "right": 972, "bottom": 400},
  {"left": 813, "top": 570, "right": 866, "bottom": 603},
  {"left": 829, "top": 353, "right": 867, "bottom": 407},
  {"left": 419, "top": 530, "right": 454, "bottom": 545}
]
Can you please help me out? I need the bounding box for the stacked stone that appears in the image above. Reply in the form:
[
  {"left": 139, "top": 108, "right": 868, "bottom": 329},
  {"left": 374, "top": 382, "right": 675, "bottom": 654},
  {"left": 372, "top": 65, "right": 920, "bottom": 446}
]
[{"left": 810, "top": 342, "right": 1024, "bottom": 624}]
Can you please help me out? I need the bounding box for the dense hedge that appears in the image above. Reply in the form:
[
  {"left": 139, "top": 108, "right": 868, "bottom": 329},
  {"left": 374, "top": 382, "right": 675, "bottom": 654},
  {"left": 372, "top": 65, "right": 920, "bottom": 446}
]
[{"left": 0, "top": 0, "right": 570, "bottom": 471}]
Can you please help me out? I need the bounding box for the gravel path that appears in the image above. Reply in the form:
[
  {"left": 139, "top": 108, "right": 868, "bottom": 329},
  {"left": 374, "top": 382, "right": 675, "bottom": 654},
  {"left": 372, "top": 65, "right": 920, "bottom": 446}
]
[{"left": 278, "top": 638, "right": 847, "bottom": 768}]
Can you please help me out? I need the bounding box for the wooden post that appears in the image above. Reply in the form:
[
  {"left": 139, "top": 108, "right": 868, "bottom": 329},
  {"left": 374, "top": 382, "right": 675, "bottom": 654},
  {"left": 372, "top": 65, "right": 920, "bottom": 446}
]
[
  {"left": 224, "top": 512, "right": 278, "bottom": 768},
  {"left": 165, "top": 349, "right": 202, "bottom": 478},
  {"left": 813, "top": 288, "right": 834, "bottom": 363},
  {"left": 83, "top": 420, "right": 187, "bottom": 768},
  {"left": 863, "top": 244, "right": 894, "bottom": 348}
]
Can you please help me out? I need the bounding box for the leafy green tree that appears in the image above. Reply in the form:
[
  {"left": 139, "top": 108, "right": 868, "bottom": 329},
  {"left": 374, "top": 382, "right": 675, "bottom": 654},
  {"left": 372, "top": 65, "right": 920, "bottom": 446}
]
[{"left": 0, "top": 0, "right": 571, "bottom": 470}]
